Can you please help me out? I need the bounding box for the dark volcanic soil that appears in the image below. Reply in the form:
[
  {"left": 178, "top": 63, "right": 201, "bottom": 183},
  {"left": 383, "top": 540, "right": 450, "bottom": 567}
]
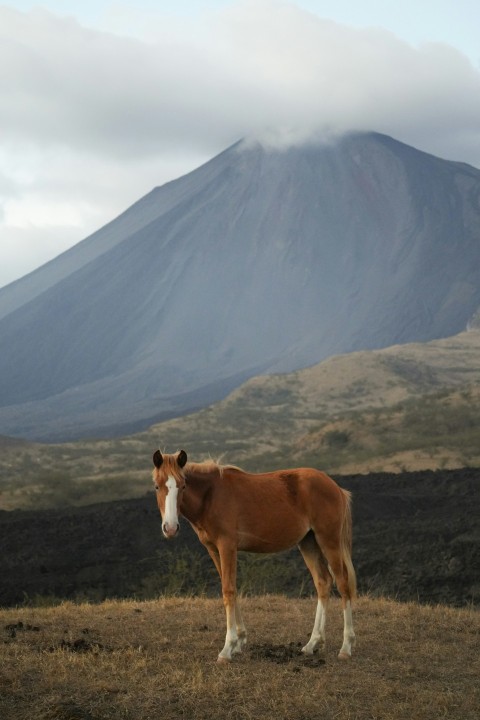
[{"left": 0, "top": 468, "right": 478, "bottom": 607}]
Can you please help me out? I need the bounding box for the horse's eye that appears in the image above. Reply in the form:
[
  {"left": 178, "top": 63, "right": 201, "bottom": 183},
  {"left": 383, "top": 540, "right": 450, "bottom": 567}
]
[{"left": 154, "top": 485, "right": 159, "bottom": 491}]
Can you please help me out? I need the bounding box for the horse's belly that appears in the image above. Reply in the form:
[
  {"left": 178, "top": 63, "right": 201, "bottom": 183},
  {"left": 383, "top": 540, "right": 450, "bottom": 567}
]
[{"left": 237, "top": 518, "right": 309, "bottom": 553}]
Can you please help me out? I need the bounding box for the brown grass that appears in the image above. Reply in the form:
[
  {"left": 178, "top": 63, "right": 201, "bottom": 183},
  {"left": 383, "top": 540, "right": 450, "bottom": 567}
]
[{"left": 1, "top": 596, "right": 479, "bottom": 720}]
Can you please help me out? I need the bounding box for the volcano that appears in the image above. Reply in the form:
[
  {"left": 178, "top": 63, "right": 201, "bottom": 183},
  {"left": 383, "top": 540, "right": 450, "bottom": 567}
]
[{"left": 0, "top": 132, "right": 479, "bottom": 440}]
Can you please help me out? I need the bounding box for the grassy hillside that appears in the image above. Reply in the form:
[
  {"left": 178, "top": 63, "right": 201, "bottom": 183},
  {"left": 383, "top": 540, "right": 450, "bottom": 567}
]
[
  {"left": 0, "top": 596, "right": 478, "bottom": 720},
  {"left": 1, "top": 330, "right": 479, "bottom": 510}
]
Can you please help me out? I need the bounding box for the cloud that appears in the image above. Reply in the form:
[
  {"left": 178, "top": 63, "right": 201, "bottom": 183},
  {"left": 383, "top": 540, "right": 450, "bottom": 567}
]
[
  {"left": 2, "top": 3, "right": 480, "bottom": 159},
  {"left": 1, "top": 0, "right": 480, "bottom": 286},
  {"left": 211, "top": 2, "right": 480, "bottom": 157}
]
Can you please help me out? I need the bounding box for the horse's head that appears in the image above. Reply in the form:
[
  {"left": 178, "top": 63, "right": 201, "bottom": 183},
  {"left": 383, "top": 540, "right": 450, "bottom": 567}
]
[{"left": 152, "top": 449, "right": 188, "bottom": 538}]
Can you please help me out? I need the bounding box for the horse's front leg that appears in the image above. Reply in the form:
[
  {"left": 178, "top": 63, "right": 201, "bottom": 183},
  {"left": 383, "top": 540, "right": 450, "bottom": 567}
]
[
  {"left": 217, "top": 542, "right": 242, "bottom": 662},
  {"left": 234, "top": 599, "right": 247, "bottom": 651},
  {"left": 206, "top": 544, "right": 247, "bottom": 657}
]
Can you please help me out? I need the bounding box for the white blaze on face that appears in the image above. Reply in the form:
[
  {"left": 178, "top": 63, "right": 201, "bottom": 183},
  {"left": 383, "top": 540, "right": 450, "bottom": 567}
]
[{"left": 164, "top": 475, "right": 179, "bottom": 531}]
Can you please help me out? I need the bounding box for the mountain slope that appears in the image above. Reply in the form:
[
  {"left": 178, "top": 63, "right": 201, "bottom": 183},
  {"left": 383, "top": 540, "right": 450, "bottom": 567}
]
[
  {"left": 1, "top": 132, "right": 480, "bottom": 440},
  {"left": 0, "top": 328, "right": 479, "bottom": 512}
]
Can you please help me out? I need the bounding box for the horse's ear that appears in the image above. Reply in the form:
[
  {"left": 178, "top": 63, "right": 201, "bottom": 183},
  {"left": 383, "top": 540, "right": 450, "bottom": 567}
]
[
  {"left": 153, "top": 450, "right": 163, "bottom": 469},
  {"left": 177, "top": 449, "right": 188, "bottom": 468}
]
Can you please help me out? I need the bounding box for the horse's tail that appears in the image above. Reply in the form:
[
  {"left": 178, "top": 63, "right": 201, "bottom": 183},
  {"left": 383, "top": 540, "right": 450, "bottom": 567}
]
[{"left": 340, "top": 489, "right": 357, "bottom": 602}]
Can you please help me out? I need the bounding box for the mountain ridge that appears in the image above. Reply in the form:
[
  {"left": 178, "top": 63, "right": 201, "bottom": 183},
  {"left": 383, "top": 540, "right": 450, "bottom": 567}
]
[{"left": 0, "top": 327, "right": 479, "bottom": 512}]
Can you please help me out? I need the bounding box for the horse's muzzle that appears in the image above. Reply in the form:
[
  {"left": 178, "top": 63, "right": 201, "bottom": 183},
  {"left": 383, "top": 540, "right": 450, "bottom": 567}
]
[{"left": 162, "top": 522, "right": 180, "bottom": 539}]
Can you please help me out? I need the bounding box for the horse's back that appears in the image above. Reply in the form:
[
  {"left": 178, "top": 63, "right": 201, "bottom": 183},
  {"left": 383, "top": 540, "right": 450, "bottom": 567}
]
[
  {"left": 219, "top": 465, "right": 346, "bottom": 539},
  {"left": 221, "top": 464, "right": 344, "bottom": 504}
]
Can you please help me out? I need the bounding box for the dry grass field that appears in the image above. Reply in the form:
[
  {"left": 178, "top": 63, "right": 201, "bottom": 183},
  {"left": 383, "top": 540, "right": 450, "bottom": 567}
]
[{"left": 1, "top": 595, "right": 478, "bottom": 720}]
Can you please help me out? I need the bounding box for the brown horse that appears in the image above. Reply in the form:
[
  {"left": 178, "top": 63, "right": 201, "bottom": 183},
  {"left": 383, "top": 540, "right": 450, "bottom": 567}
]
[{"left": 152, "top": 449, "right": 356, "bottom": 662}]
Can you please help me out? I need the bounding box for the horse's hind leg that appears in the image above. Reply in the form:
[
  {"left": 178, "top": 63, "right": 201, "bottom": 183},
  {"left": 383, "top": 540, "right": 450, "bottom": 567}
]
[
  {"left": 317, "top": 539, "right": 356, "bottom": 660},
  {"left": 298, "top": 531, "right": 332, "bottom": 658}
]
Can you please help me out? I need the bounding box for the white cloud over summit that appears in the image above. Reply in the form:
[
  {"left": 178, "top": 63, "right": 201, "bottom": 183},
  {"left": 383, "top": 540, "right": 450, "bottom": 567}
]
[{"left": 1, "top": 0, "right": 480, "bottom": 286}]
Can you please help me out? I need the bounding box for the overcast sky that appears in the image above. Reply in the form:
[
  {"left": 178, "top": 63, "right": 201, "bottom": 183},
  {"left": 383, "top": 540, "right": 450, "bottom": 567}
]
[{"left": 1, "top": 0, "right": 480, "bottom": 288}]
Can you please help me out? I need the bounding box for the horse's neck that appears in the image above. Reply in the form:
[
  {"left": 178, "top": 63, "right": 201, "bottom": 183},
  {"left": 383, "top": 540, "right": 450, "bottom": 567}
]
[{"left": 180, "top": 465, "right": 218, "bottom": 525}]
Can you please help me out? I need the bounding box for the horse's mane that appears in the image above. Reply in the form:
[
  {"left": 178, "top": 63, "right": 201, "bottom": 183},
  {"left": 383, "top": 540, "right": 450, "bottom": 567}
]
[{"left": 185, "top": 458, "right": 243, "bottom": 478}]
